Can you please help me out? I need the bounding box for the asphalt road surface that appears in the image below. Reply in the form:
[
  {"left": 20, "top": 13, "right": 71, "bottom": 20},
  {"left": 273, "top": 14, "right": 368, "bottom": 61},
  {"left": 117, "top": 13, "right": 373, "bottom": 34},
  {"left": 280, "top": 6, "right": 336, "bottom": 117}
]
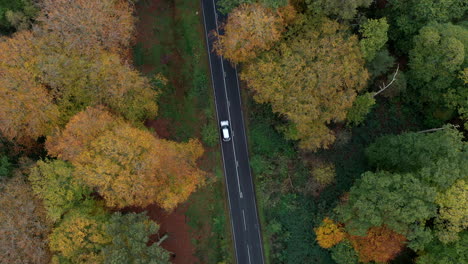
[{"left": 201, "top": 1, "right": 265, "bottom": 263}]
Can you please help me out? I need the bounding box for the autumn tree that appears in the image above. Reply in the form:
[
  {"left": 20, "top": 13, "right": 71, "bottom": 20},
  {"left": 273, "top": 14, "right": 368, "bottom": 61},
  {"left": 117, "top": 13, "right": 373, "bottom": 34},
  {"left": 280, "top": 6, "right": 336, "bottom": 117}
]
[
  {"left": 314, "top": 218, "right": 346, "bottom": 248},
  {"left": 214, "top": 3, "right": 294, "bottom": 64},
  {"left": 408, "top": 23, "right": 467, "bottom": 122},
  {"left": 103, "top": 212, "right": 170, "bottom": 263},
  {"left": 0, "top": 176, "right": 51, "bottom": 264},
  {"left": 434, "top": 179, "right": 467, "bottom": 243},
  {"left": 29, "top": 159, "right": 91, "bottom": 223},
  {"left": 359, "top": 18, "right": 389, "bottom": 61},
  {"left": 241, "top": 18, "right": 369, "bottom": 150},
  {"left": 306, "top": 0, "right": 372, "bottom": 19},
  {"left": 349, "top": 225, "right": 407, "bottom": 263},
  {"left": 49, "top": 201, "right": 110, "bottom": 264},
  {"left": 0, "top": 31, "right": 60, "bottom": 143},
  {"left": 47, "top": 107, "right": 206, "bottom": 210},
  {"left": 385, "top": 0, "right": 467, "bottom": 52},
  {"left": 37, "top": 0, "right": 135, "bottom": 53}
]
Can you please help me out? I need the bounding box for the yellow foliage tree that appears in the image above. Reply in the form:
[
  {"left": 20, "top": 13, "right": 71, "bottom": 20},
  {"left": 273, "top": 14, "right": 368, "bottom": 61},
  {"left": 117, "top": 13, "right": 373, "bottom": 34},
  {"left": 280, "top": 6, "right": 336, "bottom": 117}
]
[
  {"left": 241, "top": 18, "right": 368, "bottom": 151},
  {"left": 214, "top": 3, "right": 294, "bottom": 63},
  {"left": 314, "top": 217, "right": 346, "bottom": 248},
  {"left": 0, "top": 32, "right": 59, "bottom": 143},
  {"left": 47, "top": 107, "right": 206, "bottom": 210},
  {"left": 37, "top": 0, "right": 135, "bottom": 53}
]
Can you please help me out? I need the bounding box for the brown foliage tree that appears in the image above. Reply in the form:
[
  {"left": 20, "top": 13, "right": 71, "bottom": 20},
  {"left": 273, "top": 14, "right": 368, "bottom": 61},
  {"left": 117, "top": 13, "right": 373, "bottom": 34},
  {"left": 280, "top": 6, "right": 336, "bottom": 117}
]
[
  {"left": 214, "top": 3, "right": 294, "bottom": 63},
  {"left": 241, "top": 18, "right": 368, "bottom": 151},
  {"left": 0, "top": 32, "right": 59, "bottom": 143},
  {"left": 37, "top": 0, "right": 135, "bottom": 53},
  {"left": 0, "top": 176, "right": 51, "bottom": 264},
  {"left": 349, "top": 225, "right": 407, "bottom": 263},
  {"left": 47, "top": 107, "right": 206, "bottom": 210}
]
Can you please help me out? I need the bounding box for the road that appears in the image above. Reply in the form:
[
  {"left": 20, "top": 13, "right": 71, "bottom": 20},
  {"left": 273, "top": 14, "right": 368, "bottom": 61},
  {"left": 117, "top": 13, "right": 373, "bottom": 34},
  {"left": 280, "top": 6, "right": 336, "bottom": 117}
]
[{"left": 201, "top": 0, "right": 265, "bottom": 263}]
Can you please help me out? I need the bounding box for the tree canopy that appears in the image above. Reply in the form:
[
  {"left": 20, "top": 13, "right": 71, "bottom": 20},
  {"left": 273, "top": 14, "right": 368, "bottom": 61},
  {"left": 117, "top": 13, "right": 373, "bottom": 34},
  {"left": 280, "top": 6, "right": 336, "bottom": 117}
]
[
  {"left": 0, "top": 176, "right": 51, "bottom": 264},
  {"left": 305, "top": 0, "right": 372, "bottom": 20},
  {"left": 214, "top": 3, "right": 294, "bottom": 64},
  {"left": 241, "top": 18, "right": 368, "bottom": 151},
  {"left": 408, "top": 23, "right": 468, "bottom": 123},
  {"left": 47, "top": 107, "right": 206, "bottom": 210}
]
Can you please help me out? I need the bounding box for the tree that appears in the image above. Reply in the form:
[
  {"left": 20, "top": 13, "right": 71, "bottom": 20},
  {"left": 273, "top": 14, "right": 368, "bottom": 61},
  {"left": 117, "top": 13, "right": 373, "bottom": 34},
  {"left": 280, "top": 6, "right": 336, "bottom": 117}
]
[
  {"left": 359, "top": 18, "right": 389, "bottom": 61},
  {"left": 365, "top": 128, "right": 465, "bottom": 173},
  {"left": 348, "top": 225, "right": 407, "bottom": 263},
  {"left": 214, "top": 4, "right": 293, "bottom": 64},
  {"left": 385, "top": 0, "right": 467, "bottom": 52},
  {"left": 37, "top": 0, "right": 135, "bottom": 53},
  {"left": 216, "top": 0, "right": 288, "bottom": 15},
  {"left": 408, "top": 23, "right": 467, "bottom": 121},
  {"left": 336, "top": 171, "right": 437, "bottom": 237},
  {"left": 0, "top": 0, "right": 37, "bottom": 31},
  {"left": 29, "top": 159, "right": 91, "bottom": 223},
  {"left": 241, "top": 18, "right": 369, "bottom": 151},
  {"left": 346, "top": 93, "right": 376, "bottom": 126},
  {"left": 0, "top": 155, "right": 11, "bottom": 178},
  {"left": 48, "top": 107, "right": 206, "bottom": 210},
  {"left": 416, "top": 231, "right": 468, "bottom": 264},
  {"left": 434, "top": 180, "right": 468, "bottom": 243},
  {"left": 311, "top": 163, "right": 335, "bottom": 186},
  {"left": 0, "top": 176, "right": 51, "bottom": 264},
  {"left": 45, "top": 106, "right": 120, "bottom": 162},
  {"left": 305, "top": 0, "right": 372, "bottom": 19},
  {"left": 314, "top": 218, "right": 346, "bottom": 248},
  {"left": 49, "top": 201, "right": 110, "bottom": 264},
  {"left": 330, "top": 241, "right": 359, "bottom": 264},
  {"left": 0, "top": 31, "right": 60, "bottom": 143},
  {"left": 103, "top": 212, "right": 170, "bottom": 264}
]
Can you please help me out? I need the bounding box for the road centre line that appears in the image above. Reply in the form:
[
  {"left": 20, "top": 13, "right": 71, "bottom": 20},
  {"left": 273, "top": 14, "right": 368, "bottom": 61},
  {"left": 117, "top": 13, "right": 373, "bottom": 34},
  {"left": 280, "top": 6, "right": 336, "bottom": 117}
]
[{"left": 242, "top": 210, "right": 247, "bottom": 231}]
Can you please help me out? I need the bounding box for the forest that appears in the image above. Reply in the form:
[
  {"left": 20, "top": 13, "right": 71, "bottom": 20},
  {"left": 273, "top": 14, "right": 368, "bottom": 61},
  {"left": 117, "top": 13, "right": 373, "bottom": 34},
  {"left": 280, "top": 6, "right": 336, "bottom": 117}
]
[{"left": 0, "top": 0, "right": 467, "bottom": 263}]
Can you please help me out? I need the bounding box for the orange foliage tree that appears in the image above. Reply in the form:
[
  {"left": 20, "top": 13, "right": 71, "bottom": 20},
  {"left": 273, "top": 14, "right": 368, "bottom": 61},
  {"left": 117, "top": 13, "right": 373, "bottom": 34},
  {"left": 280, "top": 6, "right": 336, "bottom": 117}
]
[
  {"left": 46, "top": 107, "right": 206, "bottom": 210},
  {"left": 214, "top": 4, "right": 295, "bottom": 64},
  {"left": 37, "top": 0, "right": 135, "bottom": 53},
  {"left": 349, "top": 225, "right": 407, "bottom": 263},
  {"left": 0, "top": 32, "right": 59, "bottom": 143},
  {"left": 314, "top": 217, "right": 346, "bottom": 248}
]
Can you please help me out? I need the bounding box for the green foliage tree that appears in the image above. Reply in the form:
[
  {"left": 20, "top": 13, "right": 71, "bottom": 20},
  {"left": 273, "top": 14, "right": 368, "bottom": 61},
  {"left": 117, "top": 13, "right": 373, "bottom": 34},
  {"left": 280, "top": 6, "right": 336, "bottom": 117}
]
[
  {"left": 359, "top": 18, "right": 389, "bottom": 61},
  {"left": 216, "top": 0, "right": 287, "bottom": 15},
  {"left": 346, "top": 93, "right": 376, "bottom": 126},
  {"left": 336, "top": 171, "right": 438, "bottom": 237},
  {"left": 366, "top": 49, "right": 395, "bottom": 79},
  {"left": 29, "top": 159, "right": 91, "bottom": 223},
  {"left": 241, "top": 18, "right": 368, "bottom": 151},
  {"left": 0, "top": 155, "right": 11, "bottom": 178},
  {"left": 103, "top": 212, "right": 170, "bottom": 264},
  {"left": 0, "top": 0, "right": 37, "bottom": 31},
  {"left": 416, "top": 231, "right": 468, "bottom": 264},
  {"left": 408, "top": 23, "right": 467, "bottom": 122},
  {"left": 305, "top": 0, "right": 372, "bottom": 19},
  {"left": 330, "top": 241, "right": 359, "bottom": 264},
  {"left": 385, "top": 0, "right": 467, "bottom": 52},
  {"left": 0, "top": 176, "right": 51, "bottom": 264},
  {"left": 311, "top": 163, "right": 336, "bottom": 186},
  {"left": 434, "top": 179, "right": 467, "bottom": 243},
  {"left": 365, "top": 128, "right": 465, "bottom": 173}
]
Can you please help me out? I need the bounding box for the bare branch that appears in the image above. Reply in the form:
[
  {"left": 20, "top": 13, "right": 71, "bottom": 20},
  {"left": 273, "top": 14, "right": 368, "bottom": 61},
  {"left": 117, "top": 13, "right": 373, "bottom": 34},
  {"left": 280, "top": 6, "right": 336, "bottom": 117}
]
[
  {"left": 417, "top": 124, "right": 459, "bottom": 133},
  {"left": 374, "top": 64, "right": 399, "bottom": 97}
]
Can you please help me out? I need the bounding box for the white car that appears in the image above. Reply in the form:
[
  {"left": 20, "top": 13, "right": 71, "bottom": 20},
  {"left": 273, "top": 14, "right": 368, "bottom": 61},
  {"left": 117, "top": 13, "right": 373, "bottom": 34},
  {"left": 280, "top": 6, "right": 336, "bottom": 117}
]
[{"left": 220, "top": 120, "right": 231, "bottom": 142}]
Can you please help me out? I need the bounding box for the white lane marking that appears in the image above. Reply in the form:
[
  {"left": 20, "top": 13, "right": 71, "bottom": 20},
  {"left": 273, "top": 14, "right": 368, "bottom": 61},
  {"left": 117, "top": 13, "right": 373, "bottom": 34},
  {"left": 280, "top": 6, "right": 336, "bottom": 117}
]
[
  {"left": 200, "top": 2, "right": 240, "bottom": 262},
  {"left": 242, "top": 210, "right": 247, "bottom": 231},
  {"left": 210, "top": 0, "right": 243, "bottom": 200},
  {"left": 247, "top": 244, "right": 252, "bottom": 264},
  {"left": 235, "top": 62, "right": 266, "bottom": 261}
]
